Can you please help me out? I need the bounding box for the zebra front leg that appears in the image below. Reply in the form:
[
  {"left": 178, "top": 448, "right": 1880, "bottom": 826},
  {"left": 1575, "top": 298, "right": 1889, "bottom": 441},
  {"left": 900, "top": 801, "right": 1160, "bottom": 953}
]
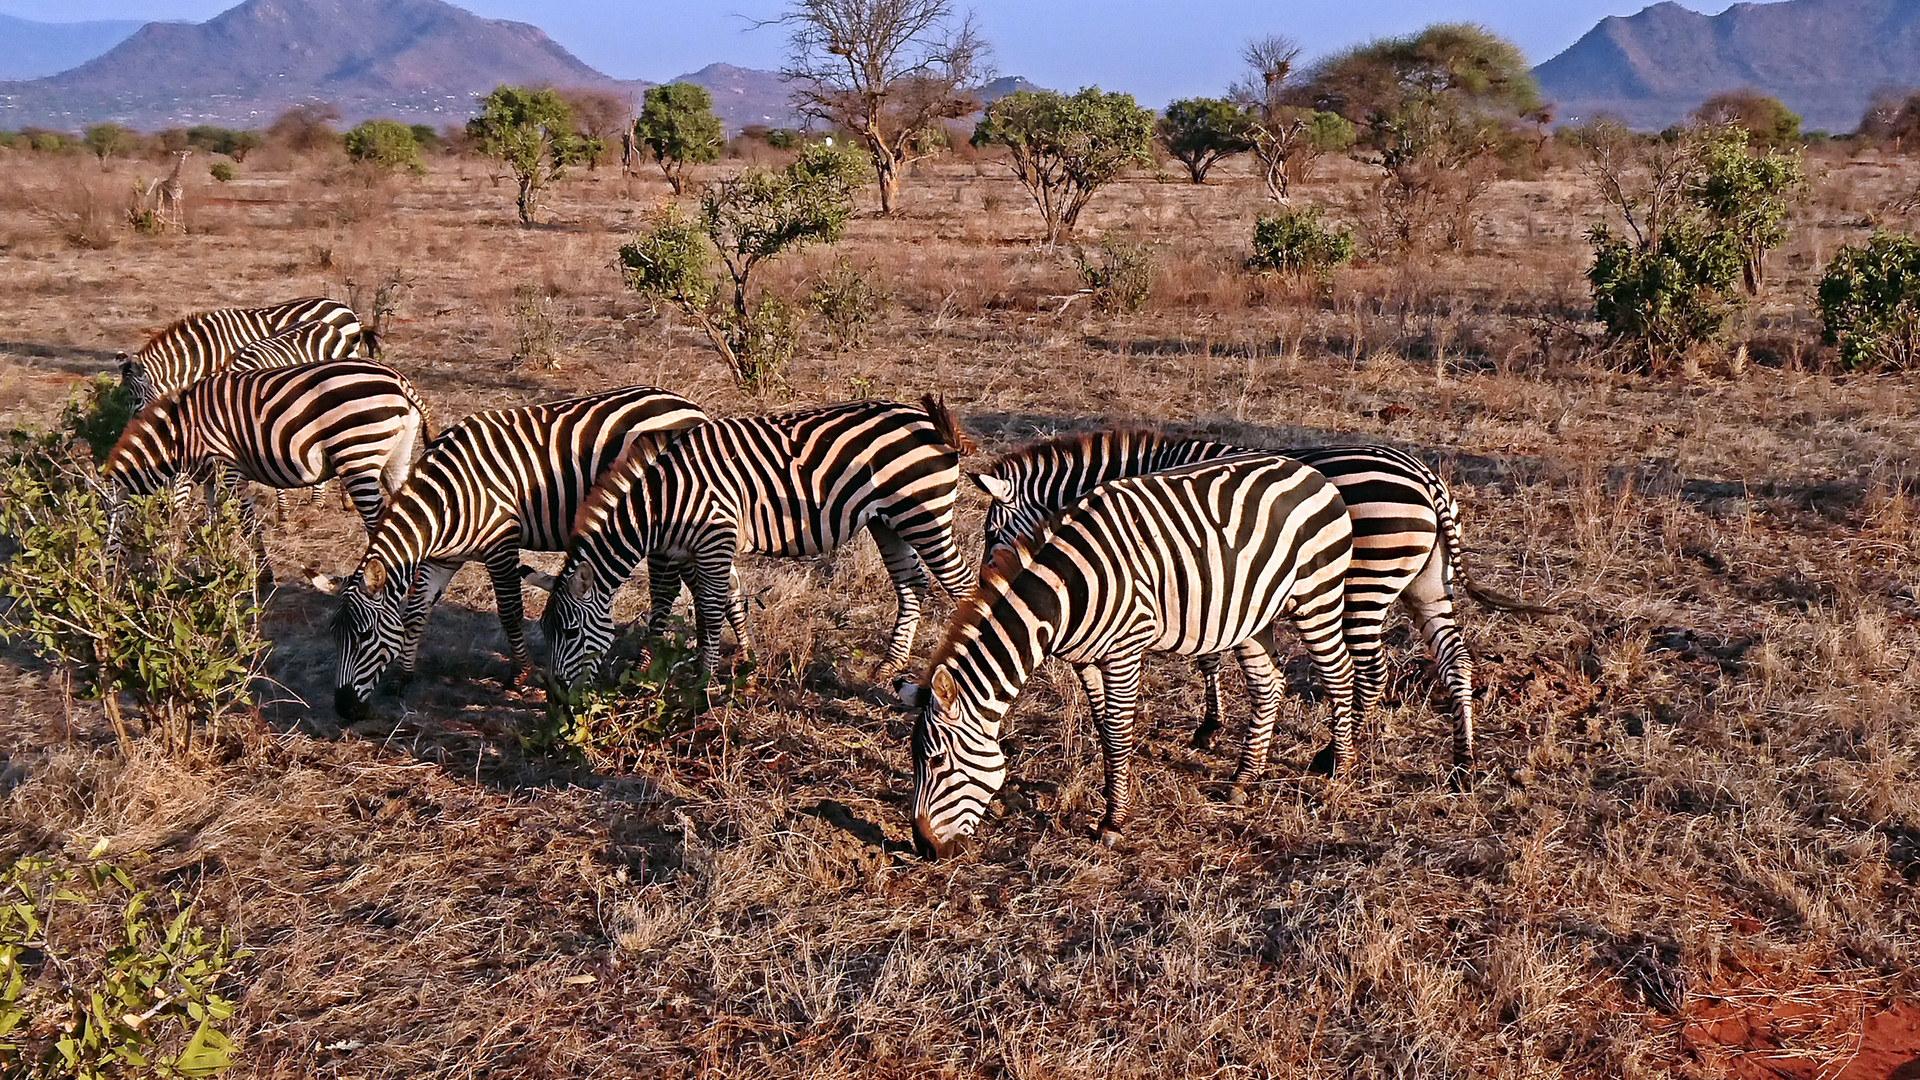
[
  {"left": 1227, "top": 637, "right": 1283, "bottom": 802},
  {"left": 687, "top": 545, "right": 737, "bottom": 677},
  {"left": 1190, "top": 652, "right": 1227, "bottom": 750},
  {"left": 484, "top": 545, "right": 536, "bottom": 688},
  {"left": 1079, "top": 651, "right": 1143, "bottom": 843},
  {"left": 1402, "top": 560, "right": 1475, "bottom": 788},
  {"left": 634, "top": 554, "right": 685, "bottom": 672},
  {"left": 396, "top": 561, "right": 459, "bottom": 685},
  {"left": 869, "top": 522, "right": 932, "bottom": 681}
]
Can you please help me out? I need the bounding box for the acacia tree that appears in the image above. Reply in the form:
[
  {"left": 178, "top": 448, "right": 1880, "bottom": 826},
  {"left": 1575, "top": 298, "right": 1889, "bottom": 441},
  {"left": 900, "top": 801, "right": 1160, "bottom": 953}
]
[
  {"left": 972, "top": 87, "right": 1155, "bottom": 244},
  {"left": 775, "top": 0, "right": 989, "bottom": 213},
  {"left": 1861, "top": 89, "right": 1920, "bottom": 150},
  {"left": 636, "top": 82, "right": 725, "bottom": 194},
  {"left": 1158, "top": 98, "right": 1254, "bottom": 183},
  {"left": 83, "top": 123, "right": 134, "bottom": 167},
  {"left": 561, "top": 88, "right": 635, "bottom": 169},
  {"left": 468, "top": 85, "right": 587, "bottom": 226}
]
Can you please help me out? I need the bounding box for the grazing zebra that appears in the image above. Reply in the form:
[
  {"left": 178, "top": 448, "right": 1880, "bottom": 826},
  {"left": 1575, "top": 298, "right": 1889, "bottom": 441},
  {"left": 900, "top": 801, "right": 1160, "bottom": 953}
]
[
  {"left": 118, "top": 297, "right": 368, "bottom": 411},
  {"left": 328, "top": 386, "right": 708, "bottom": 721},
  {"left": 223, "top": 319, "right": 392, "bottom": 517},
  {"left": 898, "top": 452, "right": 1357, "bottom": 858},
  {"left": 972, "top": 430, "right": 1547, "bottom": 782},
  {"left": 102, "top": 358, "right": 430, "bottom": 544},
  {"left": 540, "top": 396, "right": 975, "bottom": 693}
]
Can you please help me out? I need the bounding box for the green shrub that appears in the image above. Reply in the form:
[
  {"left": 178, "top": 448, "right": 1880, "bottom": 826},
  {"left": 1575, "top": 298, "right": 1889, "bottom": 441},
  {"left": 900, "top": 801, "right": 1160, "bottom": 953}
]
[
  {"left": 535, "top": 618, "right": 749, "bottom": 770},
  {"left": 343, "top": 119, "right": 425, "bottom": 175},
  {"left": 0, "top": 388, "right": 270, "bottom": 757},
  {"left": 0, "top": 852, "right": 246, "bottom": 1079},
  {"left": 61, "top": 373, "right": 134, "bottom": 464},
  {"left": 765, "top": 128, "right": 804, "bottom": 150},
  {"left": 207, "top": 160, "right": 235, "bottom": 183},
  {"left": 1587, "top": 220, "right": 1744, "bottom": 368},
  {"left": 1073, "top": 230, "right": 1157, "bottom": 312},
  {"left": 1818, "top": 231, "right": 1920, "bottom": 370},
  {"left": 1248, "top": 206, "right": 1355, "bottom": 279},
  {"left": 807, "top": 258, "right": 886, "bottom": 345}
]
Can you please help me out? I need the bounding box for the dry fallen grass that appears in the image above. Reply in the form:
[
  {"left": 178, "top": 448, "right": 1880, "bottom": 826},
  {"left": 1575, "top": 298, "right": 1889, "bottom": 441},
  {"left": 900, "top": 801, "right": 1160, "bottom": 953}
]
[{"left": 1, "top": 144, "right": 1917, "bottom": 1079}]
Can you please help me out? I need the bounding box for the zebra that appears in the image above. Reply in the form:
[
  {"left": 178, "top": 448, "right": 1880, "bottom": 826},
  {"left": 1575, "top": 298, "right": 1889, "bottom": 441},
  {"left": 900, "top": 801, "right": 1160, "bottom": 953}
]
[
  {"left": 540, "top": 395, "right": 976, "bottom": 694},
  {"left": 970, "top": 430, "right": 1548, "bottom": 783},
  {"left": 898, "top": 452, "right": 1358, "bottom": 858},
  {"left": 102, "top": 358, "right": 430, "bottom": 547},
  {"left": 118, "top": 297, "right": 368, "bottom": 412},
  {"left": 223, "top": 319, "right": 389, "bottom": 517},
  {"left": 327, "top": 386, "right": 708, "bottom": 721}
]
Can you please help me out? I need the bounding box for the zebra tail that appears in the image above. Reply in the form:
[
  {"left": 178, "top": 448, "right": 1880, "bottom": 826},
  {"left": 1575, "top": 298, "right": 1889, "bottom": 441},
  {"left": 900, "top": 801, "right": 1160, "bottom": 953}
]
[
  {"left": 390, "top": 367, "right": 433, "bottom": 443},
  {"left": 1431, "top": 475, "right": 1555, "bottom": 616},
  {"left": 920, "top": 393, "right": 976, "bottom": 455},
  {"left": 360, "top": 327, "right": 381, "bottom": 359}
]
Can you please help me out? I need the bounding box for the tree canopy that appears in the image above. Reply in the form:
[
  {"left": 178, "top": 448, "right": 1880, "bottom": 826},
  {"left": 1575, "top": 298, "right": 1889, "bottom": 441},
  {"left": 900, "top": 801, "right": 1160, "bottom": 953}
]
[
  {"left": 636, "top": 82, "right": 725, "bottom": 194},
  {"left": 972, "top": 87, "right": 1155, "bottom": 244}
]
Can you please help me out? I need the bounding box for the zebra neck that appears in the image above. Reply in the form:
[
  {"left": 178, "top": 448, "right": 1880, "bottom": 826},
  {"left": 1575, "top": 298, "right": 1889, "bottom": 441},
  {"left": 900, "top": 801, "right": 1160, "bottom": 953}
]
[{"left": 946, "top": 579, "right": 1063, "bottom": 737}]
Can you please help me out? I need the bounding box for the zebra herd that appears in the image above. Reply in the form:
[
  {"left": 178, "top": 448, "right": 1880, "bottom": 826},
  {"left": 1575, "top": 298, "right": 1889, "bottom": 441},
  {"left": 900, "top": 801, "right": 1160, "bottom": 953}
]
[{"left": 102, "top": 297, "right": 1544, "bottom": 861}]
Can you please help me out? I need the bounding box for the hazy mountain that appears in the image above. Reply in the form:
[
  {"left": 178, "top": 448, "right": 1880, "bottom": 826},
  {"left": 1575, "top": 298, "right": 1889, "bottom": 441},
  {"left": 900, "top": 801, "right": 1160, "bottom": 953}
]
[
  {"left": 669, "top": 62, "right": 799, "bottom": 131},
  {"left": 1535, "top": 0, "right": 1920, "bottom": 132},
  {"left": 0, "top": 0, "right": 643, "bottom": 130},
  {"left": 977, "top": 76, "right": 1047, "bottom": 104},
  {"left": 0, "top": 14, "right": 143, "bottom": 81}
]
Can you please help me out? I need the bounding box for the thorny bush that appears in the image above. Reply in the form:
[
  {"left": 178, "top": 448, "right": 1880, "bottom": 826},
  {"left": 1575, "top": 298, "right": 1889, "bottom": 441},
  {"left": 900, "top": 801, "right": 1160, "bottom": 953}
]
[{"left": 1817, "top": 230, "right": 1920, "bottom": 371}]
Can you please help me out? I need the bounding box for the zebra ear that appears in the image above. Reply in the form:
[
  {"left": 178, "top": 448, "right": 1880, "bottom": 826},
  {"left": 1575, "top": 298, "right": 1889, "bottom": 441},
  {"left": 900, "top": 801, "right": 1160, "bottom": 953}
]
[
  {"left": 930, "top": 667, "right": 959, "bottom": 708},
  {"left": 519, "top": 565, "right": 559, "bottom": 592},
  {"left": 362, "top": 559, "right": 388, "bottom": 593},
  {"left": 968, "top": 472, "right": 1014, "bottom": 503},
  {"left": 562, "top": 566, "right": 593, "bottom": 600}
]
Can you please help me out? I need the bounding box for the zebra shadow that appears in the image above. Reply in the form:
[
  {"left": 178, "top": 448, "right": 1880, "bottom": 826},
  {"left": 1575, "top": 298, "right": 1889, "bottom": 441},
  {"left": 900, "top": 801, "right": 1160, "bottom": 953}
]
[{"left": 0, "top": 341, "right": 123, "bottom": 377}]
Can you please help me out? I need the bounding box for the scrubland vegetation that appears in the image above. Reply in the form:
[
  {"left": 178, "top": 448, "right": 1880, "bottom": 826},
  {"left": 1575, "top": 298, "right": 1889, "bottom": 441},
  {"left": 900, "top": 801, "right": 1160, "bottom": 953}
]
[{"left": 1, "top": 28, "right": 1918, "bottom": 1078}]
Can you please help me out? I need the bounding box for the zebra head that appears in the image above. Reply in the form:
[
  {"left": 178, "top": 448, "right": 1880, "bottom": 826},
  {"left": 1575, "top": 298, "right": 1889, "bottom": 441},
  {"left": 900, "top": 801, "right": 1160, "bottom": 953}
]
[
  {"left": 101, "top": 398, "right": 182, "bottom": 501},
  {"left": 968, "top": 471, "right": 1024, "bottom": 561},
  {"left": 899, "top": 666, "right": 1006, "bottom": 860},
  {"left": 540, "top": 560, "right": 616, "bottom": 698},
  {"left": 330, "top": 559, "right": 404, "bottom": 721},
  {"left": 118, "top": 356, "right": 158, "bottom": 413}
]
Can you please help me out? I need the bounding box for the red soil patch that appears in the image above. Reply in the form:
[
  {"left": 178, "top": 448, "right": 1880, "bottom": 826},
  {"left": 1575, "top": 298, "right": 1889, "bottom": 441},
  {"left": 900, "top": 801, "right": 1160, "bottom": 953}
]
[{"left": 1683, "top": 997, "right": 1920, "bottom": 1079}]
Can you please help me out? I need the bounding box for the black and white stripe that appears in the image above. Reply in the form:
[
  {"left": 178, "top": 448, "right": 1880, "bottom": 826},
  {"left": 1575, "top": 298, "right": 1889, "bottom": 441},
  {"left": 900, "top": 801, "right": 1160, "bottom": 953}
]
[
  {"left": 540, "top": 396, "right": 975, "bottom": 692},
  {"left": 103, "top": 358, "right": 429, "bottom": 540},
  {"left": 329, "top": 386, "right": 708, "bottom": 720},
  {"left": 974, "top": 430, "right": 1522, "bottom": 782},
  {"left": 225, "top": 319, "right": 393, "bottom": 516},
  {"left": 119, "top": 297, "right": 367, "bottom": 411},
  {"left": 900, "top": 452, "right": 1357, "bottom": 857}
]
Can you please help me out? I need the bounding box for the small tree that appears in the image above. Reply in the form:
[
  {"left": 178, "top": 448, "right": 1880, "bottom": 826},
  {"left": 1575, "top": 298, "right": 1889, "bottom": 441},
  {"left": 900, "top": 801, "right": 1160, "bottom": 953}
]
[
  {"left": 1860, "top": 89, "right": 1920, "bottom": 150},
  {"left": 1818, "top": 231, "right": 1920, "bottom": 370},
  {"left": 636, "top": 82, "right": 725, "bottom": 194},
  {"left": 619, "top": 143, "right": 864, "bottom": 388},
  {"left": 344, "top": 119, "right": 426, "bottom": 175},
  {"left": 561, "top": 88, "right": 634, "bottom": 170},
  {"left": 971, "top": 87, "right": 1156, "bottom": 244},
  {"left": 1159, "top": 98, "right": 1254, "bottom": 183},
  {"left": 1693, "top": 89, "right": 1801, "bottom": 148},
  {"left": 468, "top": 85, "right": 587, "bottom": 226},
  {"left": 776, "top": 0, "right": 990, "bottom": 214},
  {"left": 267, "top": 102, "right": 342, "bottom": 153},
  {"left": 83, "top": 123, "right": 134, "bottom": 167}
]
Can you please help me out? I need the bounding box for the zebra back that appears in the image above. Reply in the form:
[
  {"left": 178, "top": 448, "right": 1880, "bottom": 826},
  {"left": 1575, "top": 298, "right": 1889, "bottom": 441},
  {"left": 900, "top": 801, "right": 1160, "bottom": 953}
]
[
  {"left": 566, "top": 395, "right": 971, "bottom": 593},
  {"left": 357, "top": 385, "right": 708, "bottom": 587},
  {"left": 976, "top": 428, "right": 1242, "bottom": 555},
  {"left": 120, "top": 297, "right": 363, "bottom": 410}
]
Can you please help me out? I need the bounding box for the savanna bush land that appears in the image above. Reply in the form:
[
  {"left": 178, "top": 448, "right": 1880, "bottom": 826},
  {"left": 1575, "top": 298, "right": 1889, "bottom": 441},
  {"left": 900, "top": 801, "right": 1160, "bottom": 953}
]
[{"left": 0, "top": 130, "right": 1916, "bottom": 1078}]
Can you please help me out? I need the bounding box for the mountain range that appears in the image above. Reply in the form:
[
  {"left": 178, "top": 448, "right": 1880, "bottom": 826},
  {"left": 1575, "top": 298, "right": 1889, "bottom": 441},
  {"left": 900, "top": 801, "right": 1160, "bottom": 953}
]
[
  {"left": 1534, "top": 0, "right": 1920, "bottom": 132},
  {"left": 7, "top": 0, "right": 1920, "bottom": 135}
]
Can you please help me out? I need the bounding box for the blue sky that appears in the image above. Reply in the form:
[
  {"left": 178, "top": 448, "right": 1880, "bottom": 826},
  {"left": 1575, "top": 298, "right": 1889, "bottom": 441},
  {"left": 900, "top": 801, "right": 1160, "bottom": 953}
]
[{"left": 0, "top": 0, "right": 1734, "bottom": 107}]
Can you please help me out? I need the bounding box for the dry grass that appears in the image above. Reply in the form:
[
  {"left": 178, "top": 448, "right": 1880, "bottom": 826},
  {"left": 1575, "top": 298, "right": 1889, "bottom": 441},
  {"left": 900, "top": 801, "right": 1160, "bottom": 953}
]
[{"left": 1, "top": 145, "right": 1917, "bottom": 1079}]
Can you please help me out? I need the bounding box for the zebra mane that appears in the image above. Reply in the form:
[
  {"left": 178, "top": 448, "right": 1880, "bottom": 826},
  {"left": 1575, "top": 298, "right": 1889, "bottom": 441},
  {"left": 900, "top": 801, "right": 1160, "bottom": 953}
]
[
  {"left": 925, "top": 522, "right": 1051, "bottom": 674},
  {"left": 992, "top": 424, "right": 1179, "bottom": 473},
  {"left": 920, "top": 394, "right": 976, "bottom": 456},
  {"left": 131, "top": 313, "right": 208, "bottom": 357}
]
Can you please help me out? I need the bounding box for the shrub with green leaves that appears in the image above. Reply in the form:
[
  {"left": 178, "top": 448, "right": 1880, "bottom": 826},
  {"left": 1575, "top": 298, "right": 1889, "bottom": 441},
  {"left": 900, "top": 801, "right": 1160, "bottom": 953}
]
[
  {"left": 535, "top": 618, "right": 750, "bottom": 771},
  {"left": 1073, "top": 230, "right": 1157, "bottom": 313},
  {"left": 207, "top": 161, "right": 235, "bottom": 183},
  {"left": 807, "top": 258, "right": 887, "bottom": 346},
  {"left": 1818, "top": 231, "right": 1920, "bottom": 371},
  {"left": 343, "top": 119, "right": 425, "bottom": 175},
  {"left": 618, "top": 142, "right": 863, "bottom": 389},
  {"left": 467, "top": 85, "right": 587, "bottom": 226},
  {"left": 0, "top": 383, "right": 269, "bottom": 756},
  {"left": 1248, "top": 206, "right": 1356, "bottom": 280},
  {"left": 635, "top": 82, "right": 724, "bottom": 194},
  {"left": 1587, "top": 219, "right": 1744, "bottom": 368},
  {"left": 0, "top": 853, "right": 246, "bottom": 1079},
  {"left": 972, "top": 87, "right": 1157, "bottom": 244}
]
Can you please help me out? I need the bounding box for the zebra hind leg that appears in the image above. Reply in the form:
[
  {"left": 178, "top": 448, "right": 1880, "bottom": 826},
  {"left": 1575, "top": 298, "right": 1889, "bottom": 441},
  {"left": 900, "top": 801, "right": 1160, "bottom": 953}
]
[
  {"left": 1402, "top": 558, "right": 1475, "bottom": 789},
  {"left": 868, "top": 522, "right": 932, "bottom": 683},
  {"left": 1310, "top": 612, "right": 1390, "bottom": 775},
  {"left": 1189, "top": 652, "right": 1227, "bottom": 750}
]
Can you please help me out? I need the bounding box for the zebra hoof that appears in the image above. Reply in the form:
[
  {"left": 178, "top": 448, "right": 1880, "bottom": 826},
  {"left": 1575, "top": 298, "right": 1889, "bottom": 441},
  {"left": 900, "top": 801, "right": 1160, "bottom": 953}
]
[
  {"left": 1447, "top": 761, "right": 1475, "bottom": 793},
  {"left": 1190, "top": 720, "right": 1220, "bottom": 752},
  {"left": 1308, "top": 741, "right": 1339, "bottom": 776},
  {"left": 1094, "top": 825, "right": 1123, "bottom": 848},
  {"left": 1226, "top": 785, "right": 1248, "bottom": 807}
]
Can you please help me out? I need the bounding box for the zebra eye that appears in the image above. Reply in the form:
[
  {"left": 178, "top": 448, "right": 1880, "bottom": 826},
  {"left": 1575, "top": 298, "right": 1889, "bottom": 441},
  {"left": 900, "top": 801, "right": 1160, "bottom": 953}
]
[{"left": 925, "top": 751, "right": 948, "bottom": 771}]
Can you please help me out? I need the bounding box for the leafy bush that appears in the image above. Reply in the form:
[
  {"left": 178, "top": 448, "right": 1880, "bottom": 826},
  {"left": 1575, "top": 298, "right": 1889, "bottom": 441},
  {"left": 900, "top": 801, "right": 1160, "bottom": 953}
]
[
  {"left": 972, "top": 87, "right": 1157, "bottom": 244},
  {"left": 207, "top": 161, "right": 235, "bottom": 183},
  {"left": 535, "top": 619, "right": 749, "bottom": 770},
  {"left": 618, "top": 142, "right": 863, "bottom": 389},
  {"left": 1248, "top": 206, "right": 1355, "bottom": 280},
  {"left": 635, "top": 82, "right": 724, "bottom": 194},
  {"left": 467, "top": 86, "right": 587, "bottom": 226},
  {"left": 0, "top": 386, "right": 270, "bottom": 757},
  {"left": 807, "top": 258, "right": 887, "bottom": 345},
  {"left": 62, "top": 373, "right": 135, "bottom": 464},
  {"left": 184, "top": 126, "right": 261, "bottom": 162},
  {"left": 1, "top": 852, "right": 246, "bottom": 1079},
  {"left": 1073, "top": 230, "right": 1157, "bottom": 312},
  {"left": 1587, "top": 220, "right": 1744, "bottom": 368},
  {"left": 343, "top": 119, "right": 425, "bottom": 175},
  {"left": 1818, "top": 231, "right": 1920, "bottom": 371},
  {"left": 83, "top": 124, "right": 135, "bottom": 165}
]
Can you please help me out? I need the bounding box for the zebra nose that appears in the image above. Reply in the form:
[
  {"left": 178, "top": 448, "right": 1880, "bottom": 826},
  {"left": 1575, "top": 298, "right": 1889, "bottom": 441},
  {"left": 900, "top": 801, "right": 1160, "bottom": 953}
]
[
  {"left": 334, "top": 686, "right": 370, "bottom": 722},
  {"left": 912, "top": 812, "right": 957, "bottom": 861}
]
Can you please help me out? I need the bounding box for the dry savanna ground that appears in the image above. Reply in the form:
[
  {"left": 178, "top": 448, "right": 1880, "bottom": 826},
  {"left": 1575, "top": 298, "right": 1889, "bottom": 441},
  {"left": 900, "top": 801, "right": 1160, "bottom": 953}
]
[{"left": 0, "top": 142, "right": 1917, "bottom": 1079}]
